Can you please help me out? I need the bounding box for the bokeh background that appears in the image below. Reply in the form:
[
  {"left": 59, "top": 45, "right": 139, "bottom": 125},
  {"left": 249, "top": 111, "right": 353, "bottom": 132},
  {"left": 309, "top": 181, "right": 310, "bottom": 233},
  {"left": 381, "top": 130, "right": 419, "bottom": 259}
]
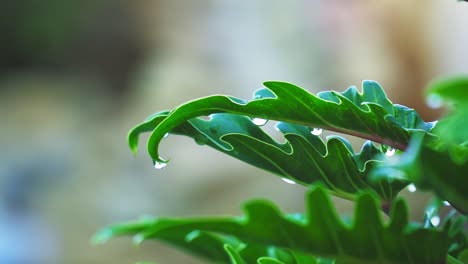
[{"left": 1, "top": 1, "right": 467, "bottom": 263}]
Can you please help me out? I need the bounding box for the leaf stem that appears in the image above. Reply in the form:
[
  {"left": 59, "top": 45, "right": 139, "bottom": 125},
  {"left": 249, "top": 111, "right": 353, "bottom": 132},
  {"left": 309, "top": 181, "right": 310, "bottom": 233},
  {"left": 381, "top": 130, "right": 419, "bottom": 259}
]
[{"left": 321, "top": 125, "right": 408, "bottom": 151}]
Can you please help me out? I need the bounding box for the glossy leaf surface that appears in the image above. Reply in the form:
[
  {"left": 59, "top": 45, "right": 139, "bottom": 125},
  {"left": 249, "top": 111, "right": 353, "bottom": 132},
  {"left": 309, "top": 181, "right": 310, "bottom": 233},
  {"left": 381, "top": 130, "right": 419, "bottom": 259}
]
[
  {"left": 132, "top": 81, "right": 434, "bottom": 163},
  {"left": 128, "top": 81, "right": 435, "bottom": 200}
]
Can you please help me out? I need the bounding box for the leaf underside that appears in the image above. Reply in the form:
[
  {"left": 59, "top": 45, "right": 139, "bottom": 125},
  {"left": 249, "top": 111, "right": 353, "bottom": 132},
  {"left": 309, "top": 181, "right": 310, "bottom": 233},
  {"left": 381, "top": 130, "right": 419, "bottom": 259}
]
[
  {"left": 129, "top": 81, "right": 434, "bottom": 200},
  {"left": 134, "top": 81, "right": 434, "bottom": 162}
]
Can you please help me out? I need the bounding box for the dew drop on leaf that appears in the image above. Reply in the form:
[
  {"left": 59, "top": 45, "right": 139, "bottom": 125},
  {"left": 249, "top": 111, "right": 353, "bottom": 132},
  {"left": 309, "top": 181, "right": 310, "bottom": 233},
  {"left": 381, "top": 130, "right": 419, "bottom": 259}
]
[
  {"left": 281, "top": 178, "right": 296, "bottom": 184},
  {"left": 133, "top": 234, "right": 145, "bottom": 244},
  {"left": 426, "top": 94, "right": 443, "bottom": 109},
  {"left": 407, "top": 184, "right": 417, "bottom": 193},
  {"left": 252, "top": 118, "right": 268, "bottom": 126},
  {"left": 311, "top": 128, "right": 323, "bottom": 136},
  {"left": 430, "top": 215, "right": 440, "bottom": 226},
  {"left": 164, "top": 133, "right": 169, "bottom": 138},
  {"left": 385, "top": 148, "right": 396, "bottom": 157},
  {"left": 443, "top": 201, "right": 450, "bottom": 206},
  {"left": 154, "top": 161, "right": 167, "bottom": 170}
]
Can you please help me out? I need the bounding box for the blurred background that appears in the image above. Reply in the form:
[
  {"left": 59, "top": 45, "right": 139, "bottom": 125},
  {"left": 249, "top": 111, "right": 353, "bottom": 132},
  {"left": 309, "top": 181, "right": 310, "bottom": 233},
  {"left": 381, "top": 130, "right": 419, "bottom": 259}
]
[{"left": 1, "top": 1, "right": 467, "bottom": 263}]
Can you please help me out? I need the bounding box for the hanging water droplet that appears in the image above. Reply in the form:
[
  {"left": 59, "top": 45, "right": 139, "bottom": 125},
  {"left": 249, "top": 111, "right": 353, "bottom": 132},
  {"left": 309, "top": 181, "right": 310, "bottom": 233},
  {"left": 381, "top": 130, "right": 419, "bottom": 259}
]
[
  {"left": 430, "top": 215, "right": 441, "bottom": 226},
  {"left": 407, "top": 184, "right": 417, "bottom": 193},
  {"left": 426, "top": 94, "right": 443, "bottom": 109},
  {"left": 385, "top": 148, "right": 396, "bottom": 157},
  {"left": 133, "top": 234, "right": 145, "bottom": 244},
  {"left": 281, "top": 178, "right": 296, "bottom": 184},
  {"left": 252, "top": 118, "right": 268, "bottom": 126},
  {"left": 311, "top": 128, "right": 323, "bottom": 136},
  {"left": 154, "top": 161, "right": 167, "bottom": 170},
  {"left": 443, "top": 201, "right": 450, "bottom": 206},
  {"left": 164, "top": 133, "right": 169, "bottom": 138}
]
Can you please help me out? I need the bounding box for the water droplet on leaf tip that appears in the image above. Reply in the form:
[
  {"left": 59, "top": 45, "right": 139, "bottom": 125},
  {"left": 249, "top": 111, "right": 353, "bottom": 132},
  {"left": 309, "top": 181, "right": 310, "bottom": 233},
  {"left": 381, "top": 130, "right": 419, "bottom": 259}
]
[
  {"left": 407, "top": 184, "right": 417, "bottom": 193},
  {"left": 281, "top": 178, "right": 296, "bottom": 184},
  {"left": 154, "top": 161, "right": 167, "bottom": 170},
  {"left": 430, "top": 215, "right": 440, "bottom": 227},
  {"left": 426, "top": 94, "right": 443, "bottom": 109},
  {"left": 252, "top": 118, "right": 268, "bottom": 126},
  {"left": 443, "top": 201, "right": 450, "bottom": 206},
  {"left": 385, "top": 148, "right": 396, "bottom": 156},
  {"left": 164, "top": 133, "right": 169, "bottom": 138},
  {"left": 311, "top": 128, "right": 323, "bottom": 136},
  {"left": 133, "top": 234, "right": 145, "bottom": 244}
]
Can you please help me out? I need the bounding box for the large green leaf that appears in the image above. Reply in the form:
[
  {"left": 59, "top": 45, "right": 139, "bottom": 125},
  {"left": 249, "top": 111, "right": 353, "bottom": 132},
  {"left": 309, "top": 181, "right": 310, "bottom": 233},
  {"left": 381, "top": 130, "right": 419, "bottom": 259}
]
[
  {"left": 128, "top": 81, "right": 433, "bottom": 200},
  {"left": 426, "top": 76, "right": 468, "bottom": 104},
  {"left": 135, "top": 81, "right": 434, "bottom": 164},
  {"left": 427, "top": 76, "right": 468, "bottom": 147},
  {"left": 93, "top": 215, "right": 321, "bottom": 264},
  {"left": 129, "top": 111, "right": 408, "bottom": 201},
  {"left": 94, "top": 186, "right": 452, "bottom": 264},
  {"left": 372, "top": 77, "right": 468, "bottom": 214}
]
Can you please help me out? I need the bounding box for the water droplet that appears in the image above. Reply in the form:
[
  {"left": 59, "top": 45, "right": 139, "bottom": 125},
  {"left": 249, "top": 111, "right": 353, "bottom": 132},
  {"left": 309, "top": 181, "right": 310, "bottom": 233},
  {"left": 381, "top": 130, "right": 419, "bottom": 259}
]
[
  {"left": 430, "top": 215, "right": 440, "bottom": 226},
  {"left": 407, "top": 184, "right": 417, "bottom": 193},
  {"left": 281, "top": 178, "right": 296, "bottom": 184},
  {"left": 385, "top": 148, "right": 396, "bottom": 157},
  {"left": 311, "top": 128, "right": 323, "bottom": 136},
  {"left": 164, "top": 133, "right": 169, "bottom": 138},
  {"left": 443, "top": 201, "right": 450, "bottom": 206},
  {"left": 133, "top": 234, "right": 145, "bottom": 244},
  {"left": 252, "top": 118, "right": 268, "bottom": 126},
  {"left": 154, "top": 161, "right": 167, "bottom": 170},
  {"left": 426, "top": 94, "right": 443, "bottom": 109}
]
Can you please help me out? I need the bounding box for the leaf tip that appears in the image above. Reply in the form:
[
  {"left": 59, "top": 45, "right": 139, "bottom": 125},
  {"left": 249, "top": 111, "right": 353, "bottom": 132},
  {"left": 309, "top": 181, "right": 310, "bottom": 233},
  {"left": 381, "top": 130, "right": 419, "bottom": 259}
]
[
  {"left": 128, "top": 130, "right": 139, "bottom": 155},
  {"left": 91, "top": 228, "right": 113, "bottom": 245}
]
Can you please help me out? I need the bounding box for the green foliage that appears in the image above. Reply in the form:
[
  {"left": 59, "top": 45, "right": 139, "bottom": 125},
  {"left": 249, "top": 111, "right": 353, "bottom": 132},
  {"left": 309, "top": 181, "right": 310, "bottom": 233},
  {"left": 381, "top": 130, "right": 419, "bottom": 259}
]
[
  {"left": 132, "top": 81, "right": 434, "bottom": 163},
  {"left": 95, "top": 186, "right": 453, "bottom": 263},
  {"left": 373, "top": 77, "right": 468, "bottom": 214},
  {"left": 128, "top": 82, "right": 432, "bottom": 201},
  {"left": 96, "top": 78, "right": 467, "bottom": 263}
]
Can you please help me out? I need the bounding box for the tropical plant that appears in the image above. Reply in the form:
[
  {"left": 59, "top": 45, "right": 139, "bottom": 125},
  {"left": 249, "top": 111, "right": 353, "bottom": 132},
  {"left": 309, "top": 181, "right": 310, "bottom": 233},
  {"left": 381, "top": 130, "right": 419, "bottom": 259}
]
[{"left": 94, "top": 76, "right": 468, "bottom": 263}]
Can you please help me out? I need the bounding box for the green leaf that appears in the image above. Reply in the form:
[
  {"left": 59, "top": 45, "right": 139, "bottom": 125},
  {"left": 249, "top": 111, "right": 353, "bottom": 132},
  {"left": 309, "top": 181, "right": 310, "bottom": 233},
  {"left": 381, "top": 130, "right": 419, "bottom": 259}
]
[
  {"left": 444, "top": 212, "right": 468, "bottom": 257},
  {"left": 134, "top": 81, "right": 434, "bottom": 164},
  {"left": 372, "top": 76, "right": 468, "bottom": 214},
  {"left": 95, "top": 186, "right": 452, "bottom": 264},
  {"left": 130, "top": 111, "right": 408, "bottom": 200},
  {"left": 128, "top": 82, "right": 433, "bottom": 200},
  {"left": 426, "top": 76, "right": 468, "bottom": 104},
  {"left": 93, "top": 219, "right": 235, "bottom": 262},
  {"left": 94, "top": 216, "right": 319, "bottom": 264},
  {"left": 427, "top": 76, "right": 468, "bottom": 150},
  {"left": 225, "top": 244, "right": 247, "bottom": 264},
  {"left": 372, "top": 132, "right": 468, "bottom": 214},
  {"left": 458, "top": 249, "right": 468, "bottom": 263}
]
